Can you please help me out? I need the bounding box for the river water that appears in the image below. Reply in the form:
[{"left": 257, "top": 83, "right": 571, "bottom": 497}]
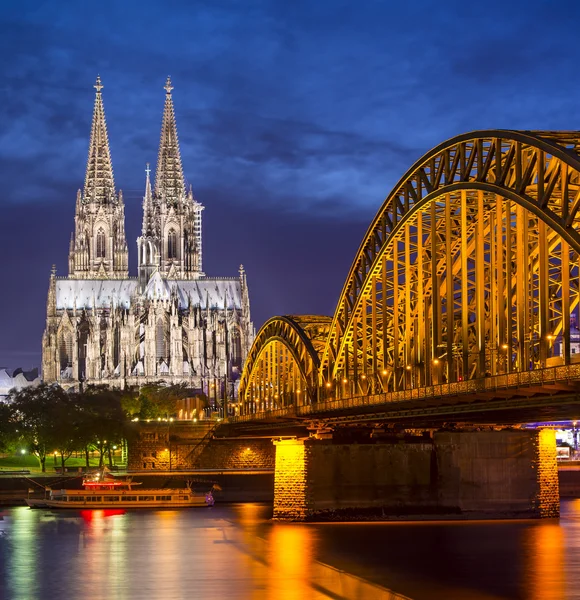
[{"left": 2, "top": 499, "right": 580, "bottom": 600}]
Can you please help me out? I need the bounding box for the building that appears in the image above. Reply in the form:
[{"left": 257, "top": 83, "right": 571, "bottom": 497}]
[
  {"left": 42, "top": 77, "right": 254, "bottom": 399},
  {"left": 0, "top": 368, "right": 41, "bottom": 401}
]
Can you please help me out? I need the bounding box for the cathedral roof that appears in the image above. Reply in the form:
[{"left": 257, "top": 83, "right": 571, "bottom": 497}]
[{"left": 55, "top": 277, "right": 242, "bottom": 310}]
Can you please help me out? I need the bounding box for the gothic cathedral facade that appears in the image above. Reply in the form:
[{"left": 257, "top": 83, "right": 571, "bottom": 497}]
[{"left": 42, "top": 77, "right": 254, "bottom": 399}]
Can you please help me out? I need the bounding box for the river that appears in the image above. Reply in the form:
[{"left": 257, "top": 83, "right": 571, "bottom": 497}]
[{"left": 2, "top": 499, "right": 580, "bottom": 600}]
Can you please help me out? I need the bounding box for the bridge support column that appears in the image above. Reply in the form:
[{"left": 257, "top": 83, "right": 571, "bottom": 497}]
[{"left": 273, "top": 429, "right": 559, "bottom": 521}]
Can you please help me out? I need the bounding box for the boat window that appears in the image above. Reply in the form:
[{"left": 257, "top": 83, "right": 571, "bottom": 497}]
[
  {"left": 156, "top": 495, "right": 172, "bottom": 501},
  {"left": 109, "top": 496, "right": 120, "bottom": 502},
  {"left": 139, "top": 496, "right": 155, "bottom": 501},
  {"left": 75, "top": 497, "right": 85, "bottom": 502},
  {"left": 125, "top": 496, "right": 137, "bottom": 501},
  {"left": 178, "top": 496, "right": 188, "bottom": 500},
  {"left": 93, "top": 497, "right": 102, "bottom": 502}
]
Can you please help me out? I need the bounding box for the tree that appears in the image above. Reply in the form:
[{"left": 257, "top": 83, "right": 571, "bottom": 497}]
[
  {"left": 10, "top": 384, "right": 80, "bottom": 472},
  {"left": 77, "top": 386, "right": 130, "bottom": 468},
  {"left": 138, "top": 382, "right": 189, "bottom": 419},
  {"left": 0, "top": 402, "right": 17, "bottom": 453}
]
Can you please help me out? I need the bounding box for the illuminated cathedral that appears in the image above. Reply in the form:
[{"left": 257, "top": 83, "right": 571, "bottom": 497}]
[{"left": 42, "top": 77, "right": 254, "bottom": 398}]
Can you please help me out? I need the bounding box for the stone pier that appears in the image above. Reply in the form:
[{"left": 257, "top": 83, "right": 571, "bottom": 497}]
[{"left": 273, "top": 429, "right": 559, "bottom": 521}]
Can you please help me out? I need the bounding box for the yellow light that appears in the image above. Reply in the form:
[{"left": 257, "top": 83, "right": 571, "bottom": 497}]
[
  {"left": 164, "top": 448, "right": 169, "bottom": 452},
  {"left": 382, "top": 369, "right": 387, "bottom": 375},
  {"left": 342, "top": 378, "right": 348, "bottom": 384},
  {"left": 501, "top": 344, "right": 509, "bottom": 350},
  {"left": 169, "top": 417, "right": 174, "bottom": 422},
  {"left": 157, "top": 418, "right": 161, "bottom": 421},
  {"left": 433, "top": 359, "right": 440, "bottom": 365},
  {"left": 361, "top": 374, "right": 366, "bottom": 380},
  {"left": 406, "top": 365, "right": 412, "bottom": 370},
  {"left": 325, "top": 382, "right": 331, "bottom": 388},
  {"left": 193, "top": 418, "right": 198, "bottom": 423},
  {"left": 246, "top": 447, "right": 250, "bottom": 451}
]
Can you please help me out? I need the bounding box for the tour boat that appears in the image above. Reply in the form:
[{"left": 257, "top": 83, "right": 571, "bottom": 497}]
[{"left": 26, "top": 470, "right": 215, "bottom": 509}]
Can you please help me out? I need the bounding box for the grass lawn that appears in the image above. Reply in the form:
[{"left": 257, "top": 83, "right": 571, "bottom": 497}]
[{"left": 0, "top": 453, "right": 123, "bottom": 473}]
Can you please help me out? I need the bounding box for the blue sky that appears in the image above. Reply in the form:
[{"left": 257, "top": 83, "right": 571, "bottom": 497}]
[{"left": 1, "top": 0, "right": 580, "bottom": 368}]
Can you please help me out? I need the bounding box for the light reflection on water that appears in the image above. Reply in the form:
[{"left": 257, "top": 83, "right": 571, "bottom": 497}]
[{"left": 5, "top": 501, "right": 580, "bottom": 599}]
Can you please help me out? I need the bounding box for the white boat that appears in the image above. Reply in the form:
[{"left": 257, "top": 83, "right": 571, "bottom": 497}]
[{"left": 26, "top": 470, "right": 215, "bottom": 509}]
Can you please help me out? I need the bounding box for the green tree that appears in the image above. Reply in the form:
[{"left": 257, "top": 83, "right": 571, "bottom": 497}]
[
  {"left": 10, "top": 384, "right": 80, "bottom": 472},
  {"left": 137, "top": 383, "right": 183, "bottom": 419},
  {"left": 0, "top": 402, "right": 17, "bottom": 453},
  {"left": 77, "top": 386, "right": 130, "bottom": 468}
]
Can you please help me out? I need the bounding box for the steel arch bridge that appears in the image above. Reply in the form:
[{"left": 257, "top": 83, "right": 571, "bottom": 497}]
[
  {"left": 238, "top": 130, "right": 580, "bottom": 421},
  {"left": 239, "top": 315, "right": 331, "bottom": 413}
]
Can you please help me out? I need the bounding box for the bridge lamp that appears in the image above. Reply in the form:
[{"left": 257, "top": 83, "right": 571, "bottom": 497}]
[
  {"left": 501, "top": 344, "right": 509, "bottom": 350},
  {"left": 433, "top": 358, "right": 440, "bottom": 365},
  {"left": 325, "top": 382, "right": 331, "bottom": 388},
  {"left": 406, "top": 365, "right": 412, "bottom": 371},
  {"left": 342, "top": 378, "right": 348, "bottom": 384},
  {"left": 547, "top": 334, "right": 555, "bottom": 342},
  {"left": 382, "top": 369, "right": 387, "bottom": 376}
]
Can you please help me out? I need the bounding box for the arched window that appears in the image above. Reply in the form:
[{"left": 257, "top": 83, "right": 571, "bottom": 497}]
[
  {"left": 156, "top": 318, "right": 167, "bottom": 360},
  {"left": 167, "top": 229, "right": 177, "bottom": 259},
  {"left": 96, "top": 228, "right": 106, "bottom": 258}
]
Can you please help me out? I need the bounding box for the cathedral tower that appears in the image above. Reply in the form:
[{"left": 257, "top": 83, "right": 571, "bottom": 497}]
[
  {"left": 68, "top": 76, "right": 129, "bottom": 279},
  {"left": 138, "top": 77, "right": 204, "bottom": 286}
]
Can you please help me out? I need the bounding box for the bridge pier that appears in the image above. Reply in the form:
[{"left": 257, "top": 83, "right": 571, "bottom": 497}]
[{"left": 273, "top": 429, "right": 559, "bottom": 521}]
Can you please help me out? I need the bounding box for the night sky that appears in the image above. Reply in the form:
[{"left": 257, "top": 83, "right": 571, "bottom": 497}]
[{"left": 2, "top": 0, "right": 580, "bottom": 370}]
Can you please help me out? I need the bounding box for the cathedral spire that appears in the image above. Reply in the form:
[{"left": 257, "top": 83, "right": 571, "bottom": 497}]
[
  {"left": 84, "top": 76, "right": 115, "bottom": 202},
  {"left": 142, "top": 163, "right": 154, "bottom": 237},
  {"left": 154, "top": 76, "right": 185, "bottom": 200}
]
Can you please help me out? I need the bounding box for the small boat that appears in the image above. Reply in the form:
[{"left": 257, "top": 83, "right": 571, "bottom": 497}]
[{"left": 26, "top": 469, "right": 215, "bottom": 509}]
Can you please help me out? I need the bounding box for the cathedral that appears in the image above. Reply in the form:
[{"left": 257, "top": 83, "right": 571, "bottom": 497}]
[{"left": 42, "top": 77, "right": 254, "bottom": 401}]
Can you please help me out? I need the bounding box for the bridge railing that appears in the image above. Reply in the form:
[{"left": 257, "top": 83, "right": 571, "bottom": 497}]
[{"left": 233, "top": 363, "right": 580, "bottom": 422}]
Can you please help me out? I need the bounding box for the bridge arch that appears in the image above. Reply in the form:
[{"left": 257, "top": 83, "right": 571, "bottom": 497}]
[
  {"left": 320, "top": 130, "right": 580, "bottom": 394},
  {"left": 239, "top": 315, "right": 331, "bottom": 414}
]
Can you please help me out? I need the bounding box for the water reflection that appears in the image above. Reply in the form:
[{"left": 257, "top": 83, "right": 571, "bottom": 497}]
[
  {"left": 4, "top": 507, "right": 39, "bottom": 600},
  {"left": 6, "top": 502, "right": 580, "bottom": 599}
]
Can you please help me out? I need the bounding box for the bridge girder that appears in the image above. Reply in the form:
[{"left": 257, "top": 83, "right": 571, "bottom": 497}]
[
  {"left": 320, "top": 130, "right": 580, "bottom": 396},
  {"left": 240, "top": 130, "right": 580, "bottom": 421},
  {"left": 239, "top": 315, "right": 331, "bottom": 412}
]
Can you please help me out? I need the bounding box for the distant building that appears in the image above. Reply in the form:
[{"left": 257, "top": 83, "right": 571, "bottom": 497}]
[
  {"left": 0, "top": 368, "right": 41, "bottom": 401},
  {"left": 42, "top": 77, "right": 254, "bottom": 397}
]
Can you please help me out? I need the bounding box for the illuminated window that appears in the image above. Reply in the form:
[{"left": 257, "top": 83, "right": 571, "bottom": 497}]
[
  {"left": 96, "top": 228, "right": 106, "bottom": 258},
  {"left": 167, "top": 229, "right": 177, "bottom": 259}
]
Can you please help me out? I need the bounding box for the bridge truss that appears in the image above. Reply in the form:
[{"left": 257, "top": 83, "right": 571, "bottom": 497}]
[{"left": 239, "top": 131, "right": 580, "bottom": 418}]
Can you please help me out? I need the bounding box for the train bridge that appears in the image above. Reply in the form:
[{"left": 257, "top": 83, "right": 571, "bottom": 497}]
[{"left": 234, "top": 130, "right": 580, "bottom": 520}]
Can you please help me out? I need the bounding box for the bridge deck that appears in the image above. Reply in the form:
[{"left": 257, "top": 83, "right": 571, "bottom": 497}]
[{"left": 233, "top": 365, "right": 580, "bottom": 427}]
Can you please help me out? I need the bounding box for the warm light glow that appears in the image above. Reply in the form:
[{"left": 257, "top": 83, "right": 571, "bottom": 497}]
[
  {"left": 20, "top": 449, "right": 26, "bottom": 455},
  {"left": 433, "top": 358, "right": 440, "bottom": 365},
  {"left": 342, "top": 378, "right": 347, "bottom": 383},
  {"left": 361, "top": 374, "right": 366, "bottom": 379},
  {"left": 501, "top": 343, "right": 509, "bottom": 350},
  {"left": 406, "top": 365, "right": 412, "bottom": 370},
  {"left": 325, "top": 382, "right": 331, "bottom": 388},
  {"left": 382, "top": 369, "right": 387, "bottom": 375}
]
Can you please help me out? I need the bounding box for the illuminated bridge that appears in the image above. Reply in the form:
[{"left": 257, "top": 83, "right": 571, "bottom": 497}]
[{"left": 237, "top": 130, "right": 580, "bottom": 428}]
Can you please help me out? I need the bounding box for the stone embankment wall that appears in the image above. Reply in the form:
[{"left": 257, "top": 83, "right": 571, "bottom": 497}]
[
  {"left": 273, "top": 430, "right": 559, "bottom": 521},
  {"left": 127, "top": 422, "right": 274, "bottom": 471}
]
